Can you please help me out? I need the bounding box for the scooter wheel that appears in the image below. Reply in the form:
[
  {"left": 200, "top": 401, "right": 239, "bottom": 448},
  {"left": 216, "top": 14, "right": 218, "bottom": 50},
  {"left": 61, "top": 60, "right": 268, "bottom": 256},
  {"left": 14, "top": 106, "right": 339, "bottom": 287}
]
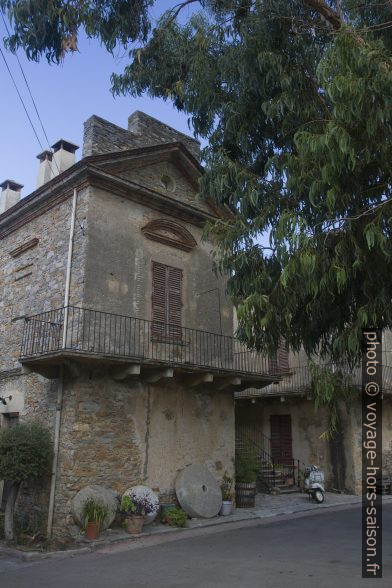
[{"left": 314, "top": 489, "right": 324, "bottom": 503}]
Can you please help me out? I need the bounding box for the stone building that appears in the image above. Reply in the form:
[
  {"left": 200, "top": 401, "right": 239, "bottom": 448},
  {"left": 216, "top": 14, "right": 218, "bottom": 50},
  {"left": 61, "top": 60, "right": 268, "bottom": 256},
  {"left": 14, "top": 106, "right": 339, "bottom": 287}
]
[
  {"left": 0, "top": 111, "right": 278, "bottom": 537},
  {"left": 235, "top": 345, "right": 392, "bottom": 494}
]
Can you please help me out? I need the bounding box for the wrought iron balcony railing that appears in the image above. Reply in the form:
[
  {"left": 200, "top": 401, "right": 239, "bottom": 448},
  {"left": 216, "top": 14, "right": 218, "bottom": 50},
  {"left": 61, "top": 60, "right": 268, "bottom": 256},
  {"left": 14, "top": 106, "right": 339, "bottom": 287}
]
[
  {"left": 20, "top": 306, "right": 280, "bottom": 377},
  {"left": 236, "top": 360, "right": 392, "bottom": 398}
]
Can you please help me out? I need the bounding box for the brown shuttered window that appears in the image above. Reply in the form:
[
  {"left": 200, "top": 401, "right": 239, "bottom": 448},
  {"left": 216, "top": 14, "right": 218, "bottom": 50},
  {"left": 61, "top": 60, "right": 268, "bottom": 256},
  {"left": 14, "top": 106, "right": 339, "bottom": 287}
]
[
  {"left": 268, "top": 340, "right": 289, "bottom": 374},
  {"left": 151, "top": 262, "right": 183, "bottom": 340}
]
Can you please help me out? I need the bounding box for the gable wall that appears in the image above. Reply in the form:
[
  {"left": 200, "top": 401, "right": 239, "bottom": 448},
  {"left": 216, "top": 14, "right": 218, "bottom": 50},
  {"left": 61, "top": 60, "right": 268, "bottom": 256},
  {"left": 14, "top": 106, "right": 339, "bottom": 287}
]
[{"left": 84, "top": 184, "right": 232, "bottom": 336}]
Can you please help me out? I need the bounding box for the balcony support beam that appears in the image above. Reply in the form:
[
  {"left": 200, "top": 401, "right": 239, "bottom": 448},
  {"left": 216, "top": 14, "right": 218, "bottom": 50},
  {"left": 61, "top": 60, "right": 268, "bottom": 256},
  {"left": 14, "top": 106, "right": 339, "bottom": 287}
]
[
  {"left": 144, "top": 367, "right": 174, "bottom": 384},
  {"left": 112, "top": 364, "right": 141, "bottom": 381},
  {"left": 217, "top": 376, "right": 241, "bottom": 391},
  {"left": 186, "top": 373, "right": 214, "bottom": 388}
]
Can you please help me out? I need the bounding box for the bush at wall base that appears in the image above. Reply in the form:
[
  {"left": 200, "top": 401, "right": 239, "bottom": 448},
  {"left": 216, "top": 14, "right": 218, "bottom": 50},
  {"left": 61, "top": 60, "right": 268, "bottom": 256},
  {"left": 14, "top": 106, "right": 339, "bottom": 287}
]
[{"left": 0, "top": 423, "right": 52, "bottom": 541}]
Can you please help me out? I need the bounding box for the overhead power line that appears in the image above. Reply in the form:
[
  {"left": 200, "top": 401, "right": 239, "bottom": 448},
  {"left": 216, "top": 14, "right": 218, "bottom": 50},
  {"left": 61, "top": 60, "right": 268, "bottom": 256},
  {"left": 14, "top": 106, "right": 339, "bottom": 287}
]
[
  {"left": 1, "top": 14, "right": 60, "bottom": 174},
  {"left": 0, "top": 44, "right": 45, "bottom": 151}
]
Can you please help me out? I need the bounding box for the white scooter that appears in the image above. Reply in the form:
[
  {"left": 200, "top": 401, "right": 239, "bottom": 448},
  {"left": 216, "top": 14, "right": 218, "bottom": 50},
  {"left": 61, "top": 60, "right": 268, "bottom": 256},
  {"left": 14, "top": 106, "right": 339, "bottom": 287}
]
[{"left": 304, "top": 465, "right": 325, "bottom": 503}]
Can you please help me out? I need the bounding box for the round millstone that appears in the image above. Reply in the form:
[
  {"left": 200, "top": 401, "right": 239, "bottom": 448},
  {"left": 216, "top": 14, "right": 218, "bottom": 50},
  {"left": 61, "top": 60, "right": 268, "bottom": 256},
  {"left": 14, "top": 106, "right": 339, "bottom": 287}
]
[
  {"left": 71, "top": 485, "right": 119, "bottom": 530},
  {"left": 175, "top": 465, "right": 222, "bottom": 518},
  {"left": 123, "top": 485, "right": 159, "bottom": 525}
]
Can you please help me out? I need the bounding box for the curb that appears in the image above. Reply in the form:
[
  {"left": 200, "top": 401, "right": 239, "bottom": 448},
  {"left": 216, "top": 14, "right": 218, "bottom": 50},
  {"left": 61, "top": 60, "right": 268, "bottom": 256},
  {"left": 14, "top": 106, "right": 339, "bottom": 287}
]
[{"left": 2, "top": 496, "right": 391, "bottom": 562}]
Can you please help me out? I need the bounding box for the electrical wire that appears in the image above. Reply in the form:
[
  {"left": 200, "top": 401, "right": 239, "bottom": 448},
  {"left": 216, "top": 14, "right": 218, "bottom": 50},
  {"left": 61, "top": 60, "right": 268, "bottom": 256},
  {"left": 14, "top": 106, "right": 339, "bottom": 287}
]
[
  {"left": 1, "top": 14, "right": 60, "bottom": 174},
  {"left": 0, "top": 44, "right": 45, "bottom": 151}
]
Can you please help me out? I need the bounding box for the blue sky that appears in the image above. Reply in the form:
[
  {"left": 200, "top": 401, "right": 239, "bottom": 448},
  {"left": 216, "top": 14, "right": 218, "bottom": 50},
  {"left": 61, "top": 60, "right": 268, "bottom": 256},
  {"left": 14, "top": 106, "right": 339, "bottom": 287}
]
[{"left": 0, "top": 2, "right": 200, "bottom": 197}]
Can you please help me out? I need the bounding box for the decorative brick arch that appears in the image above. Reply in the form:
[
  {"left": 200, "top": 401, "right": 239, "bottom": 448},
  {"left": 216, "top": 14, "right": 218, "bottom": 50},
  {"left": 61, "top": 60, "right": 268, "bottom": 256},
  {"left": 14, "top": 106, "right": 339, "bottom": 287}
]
[{"left": 141, "top": 219, "right": 197, "bottom": 252}]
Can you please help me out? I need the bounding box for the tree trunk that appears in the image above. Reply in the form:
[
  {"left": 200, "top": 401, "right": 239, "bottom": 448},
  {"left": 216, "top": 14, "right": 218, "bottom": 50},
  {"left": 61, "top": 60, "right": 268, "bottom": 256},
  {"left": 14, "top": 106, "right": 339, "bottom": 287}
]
[{"left": 4, "top": 482, "right": 21, "bottom": 541}]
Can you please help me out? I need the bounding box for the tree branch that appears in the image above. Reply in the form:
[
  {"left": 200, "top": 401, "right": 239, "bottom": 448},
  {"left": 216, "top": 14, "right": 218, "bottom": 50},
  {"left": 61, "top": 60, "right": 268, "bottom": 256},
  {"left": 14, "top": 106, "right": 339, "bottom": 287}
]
[
  {"left": 165, "top": 0, "right": 200, "bottom": 27},
  {"left": 303, "top": 0, "right": 342, "bottom": 30}
]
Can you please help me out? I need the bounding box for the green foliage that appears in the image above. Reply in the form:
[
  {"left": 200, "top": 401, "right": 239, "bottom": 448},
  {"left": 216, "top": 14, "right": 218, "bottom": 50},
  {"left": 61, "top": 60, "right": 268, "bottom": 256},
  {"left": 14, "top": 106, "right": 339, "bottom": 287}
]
[
  {"left": 0, "top": 422, "right": 52, "bottom": 483},
  {"left": 235, "top": 445, "right": 259, "bottom": 483},
  {"left": 3, "top": 1, "right": 392, "bottom": 362},
  {"left": 220, "top": 472, "right": 233, "bottom": 500},
  {"left": 0, "top": 0, "right": 152, "bottom": 62},
  {"left": 161, "top": 506, "right": 187, "bottom": 527},
  {"left": 120, "top": 494, "right": 135, "bottom": 514},
  {"left": 309, "top": 363, "right": 356, "bottom": 440},
  {"left": 82, "top": 498, "right": 109, "bottom": 530}
]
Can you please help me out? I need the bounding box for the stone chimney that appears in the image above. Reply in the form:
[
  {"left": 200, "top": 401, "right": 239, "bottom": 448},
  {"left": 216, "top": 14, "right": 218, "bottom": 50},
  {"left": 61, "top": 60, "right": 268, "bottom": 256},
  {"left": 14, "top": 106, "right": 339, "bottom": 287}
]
[
  {"left": 51, "top": 139, "right": 79, "bottom": 176},
  {"left": 0, "top": 180, "right": 23, "bottom": 215},
  {"left": 36, "top": 150, "right": 54, "bottom": 188}
]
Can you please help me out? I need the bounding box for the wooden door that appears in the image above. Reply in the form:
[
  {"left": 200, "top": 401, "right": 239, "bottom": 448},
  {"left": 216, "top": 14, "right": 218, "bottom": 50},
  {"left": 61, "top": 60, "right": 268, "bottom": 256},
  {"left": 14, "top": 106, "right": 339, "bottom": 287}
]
[{"left": 270, "top": 415, "right": 292, "bottom": 465}]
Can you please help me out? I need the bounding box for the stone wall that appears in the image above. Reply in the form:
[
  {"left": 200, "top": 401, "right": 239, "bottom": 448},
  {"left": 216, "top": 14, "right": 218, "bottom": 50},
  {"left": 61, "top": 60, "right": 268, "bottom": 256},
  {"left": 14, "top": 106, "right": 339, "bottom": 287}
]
[
  {"left": 0, "top": 187, "right": 89, "bottom": 528},
  {"left": 83, "top": 112, "right": 200, "bottom": 160},
  {"left": 0, "top": 188, "right": 88, "bottom": 373},
  {"left": 52, "top": 372, "right": 234, "bottom": 536}
]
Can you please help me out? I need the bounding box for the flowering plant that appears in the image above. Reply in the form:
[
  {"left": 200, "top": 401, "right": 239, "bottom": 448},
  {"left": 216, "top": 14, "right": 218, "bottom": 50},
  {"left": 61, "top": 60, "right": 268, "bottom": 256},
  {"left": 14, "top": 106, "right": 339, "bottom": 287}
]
[{"left": 122, "top": 486, "right": 160, "bottom": 517}]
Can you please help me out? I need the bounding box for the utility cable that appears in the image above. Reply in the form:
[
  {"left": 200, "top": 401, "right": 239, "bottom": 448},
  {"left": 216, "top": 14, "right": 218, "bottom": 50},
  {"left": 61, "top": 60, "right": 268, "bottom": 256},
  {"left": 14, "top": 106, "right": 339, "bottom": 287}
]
[
  {"left": 1, "top": 14, "right": 60, "bottom": 174},
  {"left": 0, "top": 44, "right": 44, "bottom": 151}
]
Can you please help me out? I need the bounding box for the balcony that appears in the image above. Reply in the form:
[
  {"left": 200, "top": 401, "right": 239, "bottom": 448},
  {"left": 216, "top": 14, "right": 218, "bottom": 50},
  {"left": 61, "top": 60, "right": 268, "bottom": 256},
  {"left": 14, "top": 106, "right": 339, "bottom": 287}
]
[{"left": 19, "top": 306, "right": 284, "bottom": 391}]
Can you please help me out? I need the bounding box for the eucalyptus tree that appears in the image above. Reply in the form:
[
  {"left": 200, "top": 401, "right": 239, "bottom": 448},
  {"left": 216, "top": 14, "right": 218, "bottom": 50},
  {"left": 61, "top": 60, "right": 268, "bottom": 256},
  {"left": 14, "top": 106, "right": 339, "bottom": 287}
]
[{"left": 2, "top": 0, "right": 392, "bottom": 363}]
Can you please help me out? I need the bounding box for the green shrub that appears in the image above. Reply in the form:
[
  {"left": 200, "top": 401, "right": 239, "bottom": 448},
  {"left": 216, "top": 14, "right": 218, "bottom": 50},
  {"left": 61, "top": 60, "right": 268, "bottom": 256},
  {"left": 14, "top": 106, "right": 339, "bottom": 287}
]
[
  {"left": 0, "top": 422, "right": 52, "bottom": 541},
  {"left": 161, "top": 507, "right": 187, "bottom": 528},
  {"left": 0, "top": 422, "right": 52, "bottom": 482},
  {"left": 235, "top": 446, "right": 260, "bottom": 483}
]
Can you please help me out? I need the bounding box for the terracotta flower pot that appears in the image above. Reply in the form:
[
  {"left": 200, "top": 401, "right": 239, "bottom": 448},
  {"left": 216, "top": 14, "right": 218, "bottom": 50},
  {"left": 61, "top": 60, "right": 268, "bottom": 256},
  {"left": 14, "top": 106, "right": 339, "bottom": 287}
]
[
  {"left": 85, "top": 522, "right": 100, "bottom": 540},
  {"left": 125, "top": 515, "right": 144, "bottom": 534}
]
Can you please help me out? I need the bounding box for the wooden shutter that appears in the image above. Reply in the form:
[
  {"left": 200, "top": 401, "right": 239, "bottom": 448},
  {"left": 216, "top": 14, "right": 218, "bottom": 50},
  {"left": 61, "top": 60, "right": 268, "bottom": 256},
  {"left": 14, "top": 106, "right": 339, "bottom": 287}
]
[
  {"left": 167, "top": 266, "right": 182, "bottom": 339},
  {"left": 277, "top": 341, "right": 289, "bottom": 372},
  {"left": 151, "top": 262, "right": 182, "bottom": 340},
  {"left": 269, "top": 340, "right": 289, "bottom": 373},
  {"left": 268, "top": 354, "right": 279, "bottom": 374}
]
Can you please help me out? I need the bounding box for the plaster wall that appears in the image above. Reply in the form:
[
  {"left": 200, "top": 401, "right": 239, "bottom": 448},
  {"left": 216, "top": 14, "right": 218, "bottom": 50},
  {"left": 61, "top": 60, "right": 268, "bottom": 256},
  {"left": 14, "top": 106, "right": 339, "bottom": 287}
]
[{"left": 83, "top": 185, "right": 232, "bottom": 336}]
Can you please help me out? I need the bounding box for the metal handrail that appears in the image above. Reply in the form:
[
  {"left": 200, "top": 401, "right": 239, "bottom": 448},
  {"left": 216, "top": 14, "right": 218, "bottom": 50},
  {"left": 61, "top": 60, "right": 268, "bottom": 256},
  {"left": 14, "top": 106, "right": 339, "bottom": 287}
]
[{"left": 235, "top": 424, "right": 303, "bottom": 489}]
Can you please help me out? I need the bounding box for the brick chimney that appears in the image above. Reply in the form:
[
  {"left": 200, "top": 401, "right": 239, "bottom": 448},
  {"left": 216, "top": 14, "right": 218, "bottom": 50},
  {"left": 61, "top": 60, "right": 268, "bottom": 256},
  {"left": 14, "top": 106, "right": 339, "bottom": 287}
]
[
  {"left": 51, "top": 139, "right": 79, "bottom": 176},
  {"left": 0, "top": 180, "right": 23, "bottom": 214}
]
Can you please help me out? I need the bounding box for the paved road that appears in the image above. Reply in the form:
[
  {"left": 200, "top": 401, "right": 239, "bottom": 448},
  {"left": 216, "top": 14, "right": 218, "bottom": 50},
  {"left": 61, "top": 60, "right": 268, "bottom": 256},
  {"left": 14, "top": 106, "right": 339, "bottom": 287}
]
[{"left": 0, "top": 504, "right": 391, "bottom": 588}]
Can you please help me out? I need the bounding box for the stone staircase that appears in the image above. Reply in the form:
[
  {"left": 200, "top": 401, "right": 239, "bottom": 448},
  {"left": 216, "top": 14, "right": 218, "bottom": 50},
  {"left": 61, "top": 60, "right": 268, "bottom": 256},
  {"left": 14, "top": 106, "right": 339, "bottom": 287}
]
[{"left": 236, "top": 427, "right": 301, "bottom": 494}]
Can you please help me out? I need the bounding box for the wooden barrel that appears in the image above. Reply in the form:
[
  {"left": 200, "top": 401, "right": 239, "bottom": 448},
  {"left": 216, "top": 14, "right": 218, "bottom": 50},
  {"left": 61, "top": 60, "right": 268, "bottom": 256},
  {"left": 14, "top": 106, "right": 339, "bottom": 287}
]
[{"left": 235, "top": 482, "right": 256, "bottom": 508}]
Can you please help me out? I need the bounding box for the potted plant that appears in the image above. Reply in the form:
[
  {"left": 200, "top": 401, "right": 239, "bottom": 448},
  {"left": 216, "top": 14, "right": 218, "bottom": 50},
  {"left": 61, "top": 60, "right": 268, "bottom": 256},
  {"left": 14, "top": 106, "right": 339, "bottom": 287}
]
[
  {"left": 219, "top": 473, "right": 234, "bottom": 516},
  {"left": 82, "top": 498, "right": 109, "bottom": 540},
  {"left": 161, "top": 506, "right": 187, "bottom": 527},
  {"left": 285, "top": 472, "right": 294, "bottom": 487},
  {"left": 235, "top": 446, "right": 260, "bottom": 508},
  {"left": 120, "top": 491, "right": 157, "bottom": 534},
  {"left": 120, "top": 494, "right": 143, "bottom": 534}
]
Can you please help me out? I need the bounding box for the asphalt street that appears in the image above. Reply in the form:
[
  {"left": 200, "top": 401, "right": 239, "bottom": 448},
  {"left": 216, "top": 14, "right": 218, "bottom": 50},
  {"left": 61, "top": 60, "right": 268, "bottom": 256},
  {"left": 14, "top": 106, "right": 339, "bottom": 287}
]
[{"left": 0, "top": 503, "right": 391, "bottom": 588}]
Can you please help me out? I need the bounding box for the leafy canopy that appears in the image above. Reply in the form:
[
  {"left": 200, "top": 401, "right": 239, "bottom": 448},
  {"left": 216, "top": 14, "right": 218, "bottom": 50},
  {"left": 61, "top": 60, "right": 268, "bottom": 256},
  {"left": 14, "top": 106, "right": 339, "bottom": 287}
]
[
  {"left": 2, "top": 1, "right": 392, "bottom": 363},
  {"left": 0, "top": 422, "right": 52, "bottom": 482}
]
